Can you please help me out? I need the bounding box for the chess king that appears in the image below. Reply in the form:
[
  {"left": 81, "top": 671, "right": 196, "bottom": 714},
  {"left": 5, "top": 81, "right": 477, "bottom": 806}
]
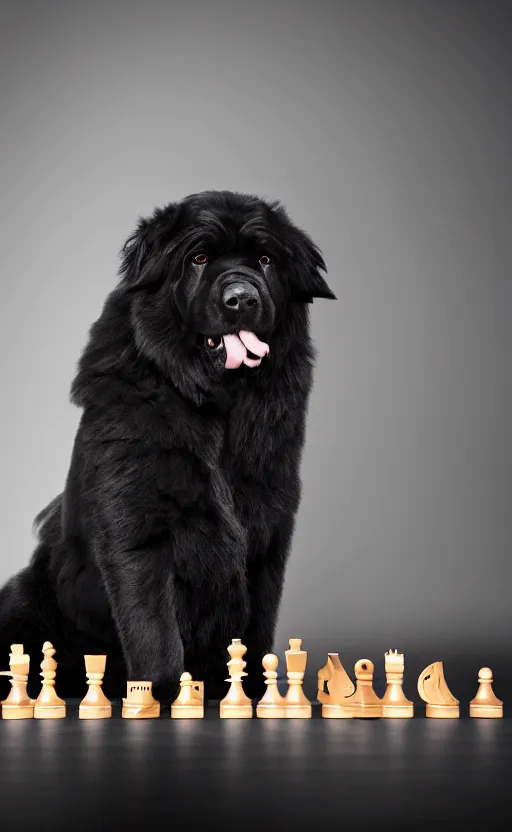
[{"left": 0, "top": 191, "right": 335, "bottom": 702}]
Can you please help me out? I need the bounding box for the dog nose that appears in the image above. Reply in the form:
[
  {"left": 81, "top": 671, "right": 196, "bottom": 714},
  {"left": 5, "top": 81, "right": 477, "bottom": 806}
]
[{"left": 222, "top": 282, "right": 260, "bottom": 313}]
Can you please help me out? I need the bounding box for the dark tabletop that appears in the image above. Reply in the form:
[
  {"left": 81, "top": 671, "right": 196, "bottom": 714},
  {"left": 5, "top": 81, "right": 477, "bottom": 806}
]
[{"left": 1, "top": 701, "right": 511, "bottom": 831}]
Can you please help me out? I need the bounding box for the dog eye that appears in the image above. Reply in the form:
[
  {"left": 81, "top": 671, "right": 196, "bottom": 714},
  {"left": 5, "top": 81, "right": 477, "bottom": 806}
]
[
  {"left": 194, "top": 253, "right": 208, "bottom": 265},
  {"left": 259, "top": 255, "right": 271, "bottom": 266}
]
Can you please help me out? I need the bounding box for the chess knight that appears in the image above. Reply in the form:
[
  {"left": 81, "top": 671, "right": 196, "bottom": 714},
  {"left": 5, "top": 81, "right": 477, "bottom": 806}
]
[{"left": 0, "top": 191, "right": 335, "bottom": 702}]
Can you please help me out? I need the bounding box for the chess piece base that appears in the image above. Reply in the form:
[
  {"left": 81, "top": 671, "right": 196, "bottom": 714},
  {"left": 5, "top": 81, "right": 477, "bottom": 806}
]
[
  {"left": 171, "top": 705, "right": 204, "bottom": 719},
  {"left": 219, "top": 703, "right": 253, "bottom": 719},
  {"left": 256, "top": 705, "right": 287, "bottom": 719},
  {"left": 469, "top": 704, "right": 503, "bottom": 719},
  {"left": 286, "top": 705, "right": 312, "bottom": 719},
  {"left": 426, "top": 703, "right": 459, "bottom": 719},
  {"left": 79, "top": 704, "right": 112, "bottom": 720},
  {"left": 122, "top": 703, "right": 160, "bottom": 719},
  {"left": 322, "top": 704, "right": 352, "bottom": 719},
  {"left": 1, "top": 704, "right": 34, "bottom": 720},
  {"left": 382, "top": 704, "right": 414, "bottom": 719},
  {"left": 34, "top": 705, "right": 66, "bottom": 719},
  {"left": 343, "top": 703, "right": 382, "bottom": 719}
]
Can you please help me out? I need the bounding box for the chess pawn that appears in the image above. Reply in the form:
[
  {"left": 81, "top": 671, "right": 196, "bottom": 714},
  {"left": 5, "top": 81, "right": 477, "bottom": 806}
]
[
  {"left": 79, "top": 655, "right": 112, "bottom": 719},
  {"left": 34, "top": 642, "right": 66, "bottom": 719},
  {"left": 171, "top": 672, "right": 204, "bottom": 719},
  {"left": 381, "top": 650, "right": 414, "bottom": 719},
  {"left": 469, "top": 668, "right": 503, "bottom": 719},
  {"left": 284, "top": 638, "right": 312, "bottom": 718},
  {"left": 0, "top": 644, "right": 34, "bottom": 719},
  {"left": 219, "top": 638, "right": 253, "bottom": 719},
  {"left": 317, "top": 653, "right": 355, "bottom": 719},
  {"left": 340, "top": 659, "right": 382, "bottom": 718},
  {"left": 122, "top": 681, "right": 160, "bottom": 718},
  {"left": 256, "top": 654, "right": 287, "bottom": 718},
  {"left": 417, "top": 661, "right": 459, "bottom": 719}
]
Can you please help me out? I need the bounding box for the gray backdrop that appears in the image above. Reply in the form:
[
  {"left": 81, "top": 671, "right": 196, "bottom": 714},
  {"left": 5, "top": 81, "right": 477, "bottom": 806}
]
[{"left": 1, "top": 0, "right": 511, "bottom": 702}]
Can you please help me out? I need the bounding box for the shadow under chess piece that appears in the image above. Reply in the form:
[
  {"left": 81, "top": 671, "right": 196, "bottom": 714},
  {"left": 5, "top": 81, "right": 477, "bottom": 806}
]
[
  {"left": 417, "top": 661, "right": 459, "bottom": 719},
  {"left": 79, "top": 655, "right": 112, "bottom": 719},
  {"left": 122, "top": 681, "right": 160, "bottom": 718},
  {"left": 284, "top": 638, "right": 312, "bottom": 718},
  {"left": 381, "top": 650, "right": 414, "bottom": 719},
  {"left": 317, "top": 653, "right": 355, "bottom": 719},
  {"left": 219, "top": 638, "right": 253, "bottom": 719},
  {"left": 256, "top": 654, "right": 287, "bottom": 718},
  {"left": 34, "top": 642, "right": 66, "bottom": 720},
  {"left": 341, "top": 659, "right": 382, "bottom": 718},
  {"left": 469, "top": 667, "right": 503, "bottom": 719},
  {"left": 0, "top": 644, "right": 34, "bottom": 720},
  {"left": 171, "top": 672, "right": 204, "bottom": 719}
]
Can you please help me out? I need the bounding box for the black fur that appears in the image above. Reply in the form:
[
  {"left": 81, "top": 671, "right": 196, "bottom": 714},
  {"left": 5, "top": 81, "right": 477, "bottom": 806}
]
[{"left": 0, "top": 190, "right": 335, "bottom": 701}]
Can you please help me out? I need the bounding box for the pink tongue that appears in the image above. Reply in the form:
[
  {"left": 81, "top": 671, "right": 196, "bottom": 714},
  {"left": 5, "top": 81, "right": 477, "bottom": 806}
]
[{"left": 222, "top": 331, "right": 270, "bottom": 369}]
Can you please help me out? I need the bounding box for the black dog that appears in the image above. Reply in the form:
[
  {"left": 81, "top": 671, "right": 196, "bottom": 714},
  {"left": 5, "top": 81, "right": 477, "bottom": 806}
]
[{"left": 0, "top": 190, "right": 335, "bottom": 701}]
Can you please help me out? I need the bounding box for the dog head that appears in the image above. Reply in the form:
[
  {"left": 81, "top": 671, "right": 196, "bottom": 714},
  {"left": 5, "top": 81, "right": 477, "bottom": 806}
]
[{"left": 119, "top": 190, "right": 335, "bottom": 373}]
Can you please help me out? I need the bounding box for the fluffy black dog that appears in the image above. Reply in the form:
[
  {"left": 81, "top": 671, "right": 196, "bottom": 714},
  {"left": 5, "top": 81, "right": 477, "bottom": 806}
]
[{"left": 0, "top": 190, "right": 334, "bottom": 701}]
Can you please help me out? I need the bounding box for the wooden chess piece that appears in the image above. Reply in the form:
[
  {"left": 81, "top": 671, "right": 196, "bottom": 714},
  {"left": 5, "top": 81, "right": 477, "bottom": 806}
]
[
  {"left": 33, "top": 642, "right": 66, "bottom": 719},
  {"left": 317, "top": 653, "right": 355, "bottom": 718},
  {"left": 469, "top": 668, "right": 503, "bottom": 718},
  {"left": 171, "top": 672, "right": 204, "bottom": 719},
  {"left": 0, "top": 644, "right": 34, "bottom": 719},
  {"left": 256, "top": 654, "right": 287, "bottom": 718},
  {"left": 417, "top": 661, "right": 459, "bottom": 718},
  {"left": 283, "top": 638, "right": 312, "bottom": 718},
  {"left": 219, "top": 638, "right": 253, "bottom": 719},
  {"left": 381, "top": 650, "right": 414, "bottom": 718},
  {"left": 340, "top": 659, "right": 382, "bottom": 718},
  {"left": 79, "top": 655, "right": 112, "bottom": 719},
  {"left": 122, "top": 681, "right": 160, "bottom": 718}
]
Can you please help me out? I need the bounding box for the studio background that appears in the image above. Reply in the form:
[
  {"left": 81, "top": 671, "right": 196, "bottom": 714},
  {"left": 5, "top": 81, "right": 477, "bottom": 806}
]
[{"left": 1, "top": 0, "right": 510, "bottom": 703}]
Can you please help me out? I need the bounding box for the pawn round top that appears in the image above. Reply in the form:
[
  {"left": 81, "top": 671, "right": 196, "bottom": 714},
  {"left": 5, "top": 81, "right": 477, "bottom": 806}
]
[
  {"left": 42, "top": 641, "right": 55, "bottom": 654},
  {"left": 478, "top": 667, "right": 493, "bottom": 681},
  {"left": 180, "top": 672, "right": 192, "bottom": 682},
  {"left": 288, "top": 639, "right": 303, "bottom": 651},
  {"left": 262, "top": 654, "right": 279, "bottom": 671},
  {"left": 355, "top": 659, "right": 374, "bottom": 679}
]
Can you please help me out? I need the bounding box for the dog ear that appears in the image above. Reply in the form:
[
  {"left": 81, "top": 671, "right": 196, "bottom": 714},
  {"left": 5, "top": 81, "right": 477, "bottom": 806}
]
[
  {"left": 119, "top": 204, "right": 180, "bottom": 291},
  {"left": 286, "top": 226, "right": 336, "bottom": 303}
]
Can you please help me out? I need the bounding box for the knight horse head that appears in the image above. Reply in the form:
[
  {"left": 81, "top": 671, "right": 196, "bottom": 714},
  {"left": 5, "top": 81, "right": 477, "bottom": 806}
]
[{"left": 317, "top": 653, "right": 355, "bottom": 705}]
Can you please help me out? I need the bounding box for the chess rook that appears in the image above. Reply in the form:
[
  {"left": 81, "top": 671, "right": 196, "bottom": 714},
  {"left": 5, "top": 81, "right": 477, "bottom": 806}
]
[
  {"left": 469, "top": 668, "right": 503, "bottom": 719},
  {"left": 122, "top": 681, "right": 160, "bottom": 718},
  {"left": 79, "top": 655, "right": 112, "bottom": 719},
  {"left": 381, "top": 650, "right": 414, "bottom": 719},
  {"left": 34, "top": 642, "right": 66, "bottom": 719},
  {"left": 219, "top": 639, "right": 253, "bottom": 719}
]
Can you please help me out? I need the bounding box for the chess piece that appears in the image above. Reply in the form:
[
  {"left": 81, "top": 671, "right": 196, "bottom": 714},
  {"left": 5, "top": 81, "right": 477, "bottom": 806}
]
[
  {"left": 219, "top": 638, "right": 253, "bottom": 718},
  {"left": 0, "top": 644, "right": 34, "bottom": 719},
  {"left": 122, "top": 681, "right": 160, "bottom": 718},
  {"left": 469, "top": 668, "right": 503, "bottom": 718},
  {"left": 381, "top": 650, "right": 414, "bottom": 718},
  {"left": 79, "top": 655, "right": 112, "bottom": 719},
  {"left": 34, "top": 642, "right": 66, "bottom": 719},
  {"left": 340, "top": 659, "right": 382, "bottom": 718},
  {"left": 417, "top": 661, "right": 459, "bottom": 718},
  {"left": 283, "top": 638, "right": 312, "bottom": 718},
  {"left": 317, "top": 653, "right": 355, "bottom": 718},
  {"left": 171, "top": 673, "right": 204, "bottom": 719},
  {"left": 256, "top": 654, "right": 287, "bottom": 718}
]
